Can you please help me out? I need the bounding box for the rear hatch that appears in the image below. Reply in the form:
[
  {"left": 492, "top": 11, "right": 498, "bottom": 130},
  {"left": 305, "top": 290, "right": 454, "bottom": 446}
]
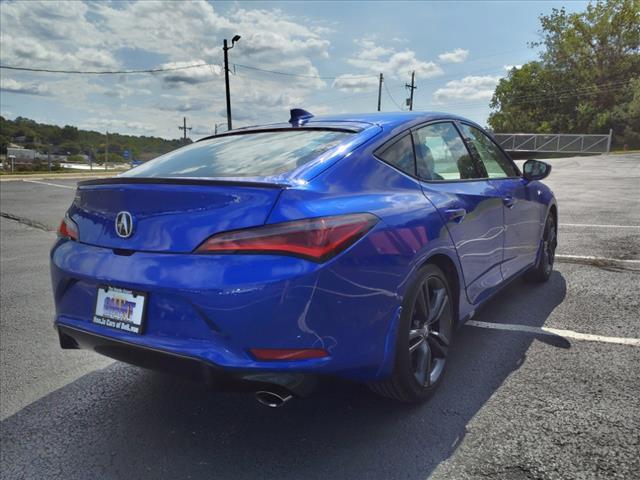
[{"left": 70, "top": 178, "right": 284, "bottom": 253}]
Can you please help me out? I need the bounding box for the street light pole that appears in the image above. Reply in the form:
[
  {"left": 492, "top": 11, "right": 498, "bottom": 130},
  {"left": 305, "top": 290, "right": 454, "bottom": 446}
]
[{"left": 223, "top": 35, "right": 241, "bottom": 131}]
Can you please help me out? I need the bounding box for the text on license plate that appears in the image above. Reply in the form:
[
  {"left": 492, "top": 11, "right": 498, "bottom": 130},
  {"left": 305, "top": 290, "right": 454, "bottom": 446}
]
[{"left": 93, "top": 286, "right": 146, "bottom": 334}]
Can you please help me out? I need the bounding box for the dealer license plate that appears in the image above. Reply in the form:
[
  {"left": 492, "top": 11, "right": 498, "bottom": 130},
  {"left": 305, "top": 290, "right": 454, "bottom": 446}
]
[{"left": 93, "top": 286, "right": 146, "bottom": 334}]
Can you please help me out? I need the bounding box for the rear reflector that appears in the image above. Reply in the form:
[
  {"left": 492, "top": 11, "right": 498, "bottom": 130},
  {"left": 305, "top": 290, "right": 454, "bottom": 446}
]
[
  {"left": 250, "top": 348, "right": 329, "bottom": 361},
  {"left": 195, "top": 213, "right": 378, "bottom": 262},
  {"left": 58, "top": 215, "right": 79, "bottom": 241}
]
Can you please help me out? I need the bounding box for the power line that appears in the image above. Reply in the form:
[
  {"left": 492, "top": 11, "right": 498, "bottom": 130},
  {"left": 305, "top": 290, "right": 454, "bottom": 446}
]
[
  {"left": 0, "top": 63, "right": 214, "bottom": 75},
  {"left": 233, "top": 63, "right": 376, "bottom": 81},
  {"left": 0, "top": 62, "right": 377, "bottom": 81},
  {"left": 384, "top": 81, "right": 403, "bottom": 110}
]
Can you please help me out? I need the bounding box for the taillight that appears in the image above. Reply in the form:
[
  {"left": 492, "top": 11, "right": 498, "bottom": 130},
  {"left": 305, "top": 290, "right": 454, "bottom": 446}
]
[
  {"left": 58, "top": 215, "right": 79, "bottom": 241},
  {"left": 195, "top": 213, "right": 378, "bottom": 262},
  {"left": 250, "top": 348, "right": 329, "bottom": 361}
]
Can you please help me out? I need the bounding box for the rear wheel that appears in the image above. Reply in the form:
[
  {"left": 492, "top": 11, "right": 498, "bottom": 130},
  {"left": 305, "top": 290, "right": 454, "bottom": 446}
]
[
  {"left": 370, "top": 264, "right": 454, "bottom": 403},
  {"left": 526, "top": 214, "right": 557, "bottom": 283}
]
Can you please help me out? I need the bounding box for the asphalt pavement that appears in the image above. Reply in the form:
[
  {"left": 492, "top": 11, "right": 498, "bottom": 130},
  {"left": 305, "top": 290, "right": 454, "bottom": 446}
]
[{"left": 1, "top": 153, "right": 639, "bottom": 479}]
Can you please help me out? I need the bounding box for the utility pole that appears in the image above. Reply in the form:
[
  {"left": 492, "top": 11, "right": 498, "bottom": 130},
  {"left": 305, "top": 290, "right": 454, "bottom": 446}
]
[
  {"left": 405, "top": 71, "right": 416, "bottom": 111},
  {"left": 377, "top": 73, "right": 383, "bottom": 111},
  {"left": 223, "top": 35, "right": 241, "bottom": 131},
  {"left": 214, "top": 122, "right": 225, "bottom": 135},
  {"left": 105, "top": 131, "right": 108, "bottom": 171},
  {"left": 178, "top": 117, "right": 192, "bottom": 143}
]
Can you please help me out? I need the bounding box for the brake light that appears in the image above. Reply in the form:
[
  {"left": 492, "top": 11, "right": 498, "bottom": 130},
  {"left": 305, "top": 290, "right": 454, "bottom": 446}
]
[
  {"left": 195, "top": 213, "right": 378, "bottom": 262},
  {"left": 58, "top": 215, "right": 79, "bottom": 241},
  {"left": 250, "top": 348, "right": 329, "bottom": 361}
]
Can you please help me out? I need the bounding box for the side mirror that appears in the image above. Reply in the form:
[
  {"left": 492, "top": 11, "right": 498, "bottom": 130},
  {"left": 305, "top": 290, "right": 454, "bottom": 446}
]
[{"left": 523, "top": 159, "right": 551, "bottom": 181}]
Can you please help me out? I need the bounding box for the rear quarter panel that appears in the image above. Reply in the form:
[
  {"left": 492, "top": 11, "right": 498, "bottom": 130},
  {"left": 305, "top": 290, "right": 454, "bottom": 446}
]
[{"left": 267, "top": 142, "right": 467, "bottom": 378}]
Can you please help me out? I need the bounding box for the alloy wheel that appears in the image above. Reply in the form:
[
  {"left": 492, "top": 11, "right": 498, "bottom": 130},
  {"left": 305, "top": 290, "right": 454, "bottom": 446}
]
[{"left": 408, "top": 276, "right": 452, "bottom": 387}]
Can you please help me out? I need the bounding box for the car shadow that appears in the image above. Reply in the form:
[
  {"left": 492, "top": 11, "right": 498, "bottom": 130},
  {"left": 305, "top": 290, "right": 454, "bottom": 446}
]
[{"left": 1, "top": 272, "right": 567, "bottom": 480}]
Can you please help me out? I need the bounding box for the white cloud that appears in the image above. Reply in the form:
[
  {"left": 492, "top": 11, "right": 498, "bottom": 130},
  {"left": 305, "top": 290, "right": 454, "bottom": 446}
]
[
  {"left": 0, "top": 0, "right": 335, "bottom": 137},
  {"left": 438, "top": 48, "right": 469, "bottom": 64},
  {"left": 332, "top": 74, "right": 379, "bottom": 92},
  {"left": 85, "top": 117, "right": 156, "bottom": 135},
  {"left": 0, "top": 78, "right": 50, "bottom": 96},
  {"left": 433, "top": 75, "right": 501, "bottom": 102},
  {"left": 503, "top": 64, "right": 522, "bottom": 71},
  {"left": 156, "top": 99, "right": 209, "bottom": 112},
  {"left": 336, "top": 37, "right": 443, "bottom": 92},
  {"left": 158, "top": 61, "right": 222, "bottom": 87}
]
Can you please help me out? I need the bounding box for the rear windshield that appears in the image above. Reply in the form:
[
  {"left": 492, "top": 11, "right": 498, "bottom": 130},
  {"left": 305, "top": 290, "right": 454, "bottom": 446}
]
[{"left": 122, "top": 130, "right": 353, "bottom": 178}]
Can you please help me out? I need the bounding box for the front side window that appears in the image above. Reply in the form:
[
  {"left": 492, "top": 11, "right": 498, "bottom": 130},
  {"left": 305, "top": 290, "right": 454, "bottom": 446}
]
[
  {"left": 122, "top": 130, "right": 353, "bottom": 178},
  {"left": 413, "top": 122, "right": 478, "bottom": 180},
  {"left": 376, "top": 134, "right": 416, "bottom": 176},
  {"left": 459, "top": 124, "right": 518, "bottom": 178}
]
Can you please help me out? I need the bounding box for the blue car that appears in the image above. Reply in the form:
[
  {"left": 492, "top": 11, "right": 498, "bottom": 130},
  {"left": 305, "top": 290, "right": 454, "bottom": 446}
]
[{"left": 51, "top": 110, "right": 557, "bottom": 406}]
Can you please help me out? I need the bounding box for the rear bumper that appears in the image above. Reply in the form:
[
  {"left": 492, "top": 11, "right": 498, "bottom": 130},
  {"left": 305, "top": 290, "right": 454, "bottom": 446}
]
[
  {"left": 57, "top": 324, "right": 318, "bottom": 395},
  {"left": 51, "top": 233, "right": 405, "bottom": 381}
]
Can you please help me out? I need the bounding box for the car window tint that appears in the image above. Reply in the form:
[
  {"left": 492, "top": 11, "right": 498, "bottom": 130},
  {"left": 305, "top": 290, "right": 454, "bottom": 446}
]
[
  {"left": 122, "top": 130, "right": 353, "bottom": 178},
  {"left": 459, "top": 124, "right": 518, "bottom": 178},
  {"left": 413, "top": 122, "right": 478, "bottom": 180},
  {"left": 376, "top": 134, "right": 416, "bottom": 176}
]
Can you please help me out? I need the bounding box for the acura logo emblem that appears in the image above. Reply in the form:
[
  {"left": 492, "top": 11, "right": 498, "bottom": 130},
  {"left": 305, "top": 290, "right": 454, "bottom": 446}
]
[{"left": 115, "top": 211, "right": 134, "bottom": 238}]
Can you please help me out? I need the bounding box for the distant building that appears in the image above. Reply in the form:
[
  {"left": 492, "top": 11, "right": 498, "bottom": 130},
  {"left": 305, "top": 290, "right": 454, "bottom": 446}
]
[
  {"left": 34, "top": 151, "right": 68, "bottom": 162},
  {"left": 7, "top": 147, "right": 36, "bottom": 163}
]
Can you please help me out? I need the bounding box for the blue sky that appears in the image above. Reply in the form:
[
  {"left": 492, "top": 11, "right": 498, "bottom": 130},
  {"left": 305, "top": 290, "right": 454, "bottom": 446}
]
[{"left": 0, "top": 0, "right": 589, "bottom": 139}]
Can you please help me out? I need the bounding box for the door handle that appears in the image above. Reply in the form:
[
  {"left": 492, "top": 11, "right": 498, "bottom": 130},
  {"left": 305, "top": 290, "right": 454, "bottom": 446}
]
[
  {"left": 502, "top": 196, "right": 516, "bottom": 208},
  {"left": 445, "top": 208, "right": 467, "bottom": 223}
]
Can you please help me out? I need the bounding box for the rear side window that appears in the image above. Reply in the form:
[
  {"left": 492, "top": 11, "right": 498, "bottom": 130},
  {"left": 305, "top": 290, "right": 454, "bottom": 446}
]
[
  {"left": 376, "top": 134, "right": 416, "bottom": 176},
  {"left": 122, "top": 130, "right": 353, "bottom": 178},
  {"left": 413, "top": 122, "right": 478, "bottom": 180},
  {"left": 459, "top": 124, "right": 518, "bottom": 178}
]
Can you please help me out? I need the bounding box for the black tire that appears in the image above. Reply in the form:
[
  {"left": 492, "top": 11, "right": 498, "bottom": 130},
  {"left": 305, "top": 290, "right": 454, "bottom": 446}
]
[
  {"left": 369, "top": 263, "right": 454, "bottom": 403},
  {"left": 526, "top": 214, "right": 557, "bottom": 283}
]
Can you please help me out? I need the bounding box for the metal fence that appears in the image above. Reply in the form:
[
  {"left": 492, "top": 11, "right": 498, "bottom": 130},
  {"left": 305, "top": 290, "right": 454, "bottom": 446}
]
[{"left": 493, "top": 130, "right": 613, "bottom": 154}]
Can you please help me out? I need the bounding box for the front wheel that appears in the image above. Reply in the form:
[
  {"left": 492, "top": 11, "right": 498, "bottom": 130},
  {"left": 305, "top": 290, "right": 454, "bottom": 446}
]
[
  {"left": 369, "top": 264, "right": 454, "bottom": 403},
  {"left": 526, "top": 214, "right": 557, "bottom": 283}
]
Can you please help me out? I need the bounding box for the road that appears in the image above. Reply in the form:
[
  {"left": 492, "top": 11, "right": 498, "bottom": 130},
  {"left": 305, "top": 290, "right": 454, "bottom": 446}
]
[{"left": 1, "top": 153, "right": 639, "bottom": 479}]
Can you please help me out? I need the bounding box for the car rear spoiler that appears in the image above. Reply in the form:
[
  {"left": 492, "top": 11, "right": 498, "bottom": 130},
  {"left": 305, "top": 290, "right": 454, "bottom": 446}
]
[{"left": 77, "top": 177, "right": 289, "bottom": 189}]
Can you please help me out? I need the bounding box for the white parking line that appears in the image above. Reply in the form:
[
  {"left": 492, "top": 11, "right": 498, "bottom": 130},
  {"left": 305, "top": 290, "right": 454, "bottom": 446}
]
[
  {"left": 21, "top": 179, "right": 75, "bottom": 189},
  {"left": 561, "top": 223, "right": 640, "bottom": 229},
  {"left": 556, "top": 254, "right": 640, "bottom": 265},
  {"left": 467, "top": 320, "right": 640, "bottom": 346}
]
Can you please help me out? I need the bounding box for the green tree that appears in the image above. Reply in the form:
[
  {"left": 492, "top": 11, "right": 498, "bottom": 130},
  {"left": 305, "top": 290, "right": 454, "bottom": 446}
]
[
  {"left": 489, "top": 0, "right": 640, "bottom": 147},
  {"left": 61, "top": 125, "right": 79, "bottom": 141}
]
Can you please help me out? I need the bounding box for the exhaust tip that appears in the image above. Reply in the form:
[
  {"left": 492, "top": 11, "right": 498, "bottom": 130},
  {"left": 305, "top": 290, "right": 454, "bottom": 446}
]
[{"left": 255, "top": 390, "right": 293, "bottom": 408}]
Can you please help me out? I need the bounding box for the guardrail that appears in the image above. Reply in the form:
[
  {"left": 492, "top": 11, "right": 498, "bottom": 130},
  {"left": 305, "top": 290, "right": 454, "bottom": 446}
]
[{"left": 494, "top": 130, "right": 612, "bottom": 154}]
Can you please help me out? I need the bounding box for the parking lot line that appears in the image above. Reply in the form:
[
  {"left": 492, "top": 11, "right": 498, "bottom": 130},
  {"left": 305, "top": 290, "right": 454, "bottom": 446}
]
[
  {"left": 21, "top": 179, "right": 75, "bottom": 189},
  {"left": 556, "top": 254, "right": 640, "bottom": 266},
  {"left": 561, "top": 223, "right": 640, "bottom": 229},
  {"left": 466, "top": 320, "right": 640, "bottom": 346}
]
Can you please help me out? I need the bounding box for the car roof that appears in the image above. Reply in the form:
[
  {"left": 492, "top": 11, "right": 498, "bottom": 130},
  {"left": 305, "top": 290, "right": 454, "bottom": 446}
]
[
  {"left": 209, "top": 111, "right": 477, "bottom": 138},
  {"left": 308, "top": 111, "right": 472, "bottom": 130}
]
